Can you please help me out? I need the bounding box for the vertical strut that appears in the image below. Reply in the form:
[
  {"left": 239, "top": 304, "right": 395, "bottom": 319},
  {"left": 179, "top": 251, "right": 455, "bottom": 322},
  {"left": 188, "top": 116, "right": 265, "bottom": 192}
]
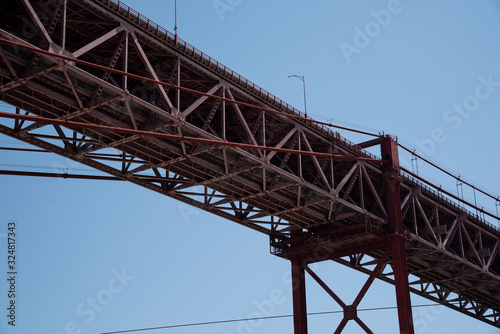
[
  {"left": 291, "top": 259, "right": 308, "bottom": 334},
  {"left": 176, "top": 57, "right": 181, "bottom": 116},
  {"left": 457, "top": 175, "right": 464, "bottom": 209},
  {"left": 496, "top": 199, "right": 500, "bottom": 228},
  {"left": 382, "top": 136, "right": 415, "bottom": 334},
  {"left": 222, "top": 87, "right": 226, "bottom": 140},
  {"left": 123, "top": 31, "right": 129, "bottom": 91},
  {"left": 391, "top": 236, "right": 414, "bottom": 334},
  {"left": 410, "top": 151, "right": 418, "bottom": 175},
  {"left": 61, "top": 0, "right": 67, "bottom": 49}
]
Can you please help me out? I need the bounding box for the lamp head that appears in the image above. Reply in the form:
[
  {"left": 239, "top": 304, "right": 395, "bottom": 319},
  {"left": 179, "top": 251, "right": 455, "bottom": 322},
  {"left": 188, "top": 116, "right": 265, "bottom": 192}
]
[{"left": 288, "top": 74, "right": 304, "bottom": 81}]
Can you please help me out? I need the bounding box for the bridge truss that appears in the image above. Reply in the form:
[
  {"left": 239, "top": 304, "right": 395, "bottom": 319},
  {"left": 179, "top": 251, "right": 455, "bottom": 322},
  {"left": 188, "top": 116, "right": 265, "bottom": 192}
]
[{"left": 0, "top": 0, "right": 499, "bottom": 332}]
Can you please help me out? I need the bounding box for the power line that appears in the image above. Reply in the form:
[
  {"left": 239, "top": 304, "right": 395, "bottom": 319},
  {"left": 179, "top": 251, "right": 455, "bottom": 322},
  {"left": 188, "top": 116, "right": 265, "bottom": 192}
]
[
  {"left": 100, "top": 303, "right": 450, "bottom": 334},
  {"left": 401, "top": 166, "right": 500, "bottom": 222},
  {"left": 307, "top": 112, "right": 383, "bottom": 135},
  {"left": 0, "top": 162, "right": 93, "bottom": 172}
]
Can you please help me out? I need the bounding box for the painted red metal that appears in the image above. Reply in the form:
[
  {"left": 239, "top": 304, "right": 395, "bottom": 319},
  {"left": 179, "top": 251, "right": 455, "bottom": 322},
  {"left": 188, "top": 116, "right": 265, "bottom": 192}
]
[
  {"left": 0, "top": 146, "right": 47, "bottom": 152},
  {"left": 0, "top": 1, "right": 499, "bottom": 331},
  {"left": 382, "top": 136, "right": 415, "bottom": 334},
  {"left": 291, "top": 259, "right": 308, "bottom": 334},
  {"left": 289, "top": 249, "right": 391, "bottom": 333},
  {"left": 0, "top": 111, "right": 384, "bottom": 163},
  {"left": 401, "top": 166, "right": 500, "bottom": 221},
  {"left": 282, "top": 137, "right": 415, "bottom": 333},
  {"left": 398, "top": 142, "right": 499, "bottom": 204},
  {"left": 0, "top": 36, "right": 382, "bottom": 138},
  {"left": 0, "top": 170, "right": 122, "bottom": 180}
]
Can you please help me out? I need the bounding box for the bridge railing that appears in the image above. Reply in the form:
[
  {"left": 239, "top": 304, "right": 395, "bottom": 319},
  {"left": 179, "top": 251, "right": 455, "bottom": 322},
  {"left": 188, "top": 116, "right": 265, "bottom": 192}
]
[
  {"left": 103, "top": 0, "right": 305, "bottom": 115},
  {"left": 55, "top": 0, "right": 500, "bottom": 233},
  {"left": 99, "top": 0, "right": 381, "bottom": 162},
  {"left": 400, "top": 170, "right": 500, "bottom": 233}
]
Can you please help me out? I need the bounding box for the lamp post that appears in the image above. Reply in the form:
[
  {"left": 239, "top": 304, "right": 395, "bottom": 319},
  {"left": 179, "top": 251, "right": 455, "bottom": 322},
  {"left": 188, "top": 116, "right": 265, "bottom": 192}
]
[{"left": 288, "top": 75, "right": 307, "bottom": 117}]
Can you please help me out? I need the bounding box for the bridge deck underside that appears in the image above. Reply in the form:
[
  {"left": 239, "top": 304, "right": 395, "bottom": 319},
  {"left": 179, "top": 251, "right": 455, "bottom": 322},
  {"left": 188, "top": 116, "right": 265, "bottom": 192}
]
[{"left": 0, "top": 0, "right": 498, "bottom": 328}]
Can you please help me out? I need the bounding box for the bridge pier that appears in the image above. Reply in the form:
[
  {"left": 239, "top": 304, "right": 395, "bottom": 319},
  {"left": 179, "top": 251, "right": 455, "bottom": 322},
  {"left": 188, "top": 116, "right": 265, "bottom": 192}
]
[
  {"left": 382, "top": 136, "right": 415, "bottom": 334},
  {"left": 291, "top": 259, "right": 308, "bottom": 334},
  {"left": 287, "top": 136, "right": 415, "bottom": 333},
  {"left": 0, "top": 0, "right": 499, "bottom": 332},
  {"left": 289, "top": 246, "right": 414, "bottom": 333}
]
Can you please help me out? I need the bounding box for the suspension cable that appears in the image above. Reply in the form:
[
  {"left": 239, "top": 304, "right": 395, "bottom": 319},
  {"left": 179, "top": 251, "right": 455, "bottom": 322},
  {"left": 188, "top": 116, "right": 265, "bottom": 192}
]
[
  {"left": 400, "top": 166, "right": 500, "bottom": 222},
  {"left": 398, "top": 142, "right": 500, "bottom": 204}
]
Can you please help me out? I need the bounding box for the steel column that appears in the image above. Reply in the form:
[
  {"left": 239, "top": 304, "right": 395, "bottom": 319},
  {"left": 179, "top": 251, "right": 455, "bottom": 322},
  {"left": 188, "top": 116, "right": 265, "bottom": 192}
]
[
  {"left": 382, "top": 136, "right": 415, "bottom": 334},
  {"left": 291, "top": 258, "right": 308, "bottom": 334},
  {"left": 302, "top": 250, "right": 390, "bottom": 333},
  {"left": 391, "top": 238, "right": 414, "bottom": 334},
  {"left": 0, "top": 0, "right": 499, "bottom": 329}
]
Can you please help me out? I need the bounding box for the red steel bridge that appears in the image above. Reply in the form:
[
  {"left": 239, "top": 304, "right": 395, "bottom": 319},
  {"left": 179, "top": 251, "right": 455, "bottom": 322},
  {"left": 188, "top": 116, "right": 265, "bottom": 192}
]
[{"left": 0, "top": 1, "right": 499, "bottom": 333}]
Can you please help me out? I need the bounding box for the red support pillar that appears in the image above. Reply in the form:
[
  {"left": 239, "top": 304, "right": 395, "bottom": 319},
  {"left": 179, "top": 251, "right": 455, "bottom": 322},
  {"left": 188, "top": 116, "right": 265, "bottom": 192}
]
[
  {"left": 305, "top": 250, "right": 390, "bottom": 334},
  {"left": 291, "top": 259, "right": 308, "bottom": 334},
  {"left": 382, "top": 136, "right": 415, "bottom": 334},
  {"left": 391, "top": 236, "right": 414, "bottom": 334}
]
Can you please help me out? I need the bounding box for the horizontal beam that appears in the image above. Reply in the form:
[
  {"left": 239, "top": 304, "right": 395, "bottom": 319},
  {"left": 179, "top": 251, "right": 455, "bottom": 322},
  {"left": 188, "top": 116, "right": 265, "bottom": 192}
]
[
  {"left": 0, "top": 111, "right": 384, "bottom": 163},
  {"left": 0, "top": 170, "right": 122, "bottom": 180},
  {"left": 356, "top": 138, "right": 382, "bottom": 149},
  {"left": 0, "top": 36, "right": 381, "bottom": 138}
]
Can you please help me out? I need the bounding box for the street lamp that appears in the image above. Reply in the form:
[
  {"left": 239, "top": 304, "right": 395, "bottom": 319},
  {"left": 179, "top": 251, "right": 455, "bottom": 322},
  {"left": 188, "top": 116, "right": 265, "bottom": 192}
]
[{"left": 288, "top": 74, "right": 307, "bottom": 117}]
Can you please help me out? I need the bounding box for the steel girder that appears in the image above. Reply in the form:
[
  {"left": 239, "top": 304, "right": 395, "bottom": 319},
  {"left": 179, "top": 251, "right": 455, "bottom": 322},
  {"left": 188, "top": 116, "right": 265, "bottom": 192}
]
[
  {"left": 0, "top": 0, "right": 387, "bottom": 234},
  {"left": 0, "top": 0, "right": 498, "bottom": 329}
]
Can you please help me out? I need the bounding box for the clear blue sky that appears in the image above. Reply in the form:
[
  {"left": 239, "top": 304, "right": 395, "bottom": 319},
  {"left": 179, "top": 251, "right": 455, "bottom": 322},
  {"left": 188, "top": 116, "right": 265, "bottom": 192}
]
[{"left": 1, "top": 0, "right": 500, "bottom": 333}]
